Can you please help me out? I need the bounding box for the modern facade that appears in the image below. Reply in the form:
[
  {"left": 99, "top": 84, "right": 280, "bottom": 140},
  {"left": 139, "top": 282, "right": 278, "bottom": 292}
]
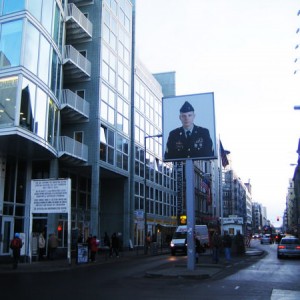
[{"left": 0, "top": 0, "right": 180, "bottom": 259}]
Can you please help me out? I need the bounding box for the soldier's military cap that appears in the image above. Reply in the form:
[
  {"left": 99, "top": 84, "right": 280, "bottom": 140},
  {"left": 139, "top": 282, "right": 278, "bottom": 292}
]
[{"left": 180, "top": 101, "right": 194, "bottom": 113}]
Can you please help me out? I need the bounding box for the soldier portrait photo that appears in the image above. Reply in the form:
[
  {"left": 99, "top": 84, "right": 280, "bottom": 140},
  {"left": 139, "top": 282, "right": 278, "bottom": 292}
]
[{"left": 163, "top": 93, "right": 217, "bottom": 161}]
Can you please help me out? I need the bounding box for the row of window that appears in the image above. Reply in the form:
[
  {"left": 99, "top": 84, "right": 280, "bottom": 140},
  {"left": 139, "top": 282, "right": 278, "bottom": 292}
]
[
  {"left": 0, "top": 18, "right": 62, "bottom": 98},
  {"left": 104, "top": 0, "right": 131, "bottom": 33}
]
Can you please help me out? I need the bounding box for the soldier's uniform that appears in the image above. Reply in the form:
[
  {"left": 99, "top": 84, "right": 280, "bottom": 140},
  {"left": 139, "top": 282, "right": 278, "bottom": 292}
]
[{"left": 164, "top": 101, "right": 214, "bottom": 160}]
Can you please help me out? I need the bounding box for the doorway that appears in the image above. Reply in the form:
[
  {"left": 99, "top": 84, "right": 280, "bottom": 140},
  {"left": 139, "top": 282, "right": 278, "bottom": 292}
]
[{"left": 0, "top": 216, "right": 14, "bottom": 255}]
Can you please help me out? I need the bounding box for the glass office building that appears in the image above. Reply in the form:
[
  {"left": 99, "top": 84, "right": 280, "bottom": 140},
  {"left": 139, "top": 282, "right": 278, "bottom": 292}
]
[{"left": 0, "top": 0, "right": 178, "bottom": 259}]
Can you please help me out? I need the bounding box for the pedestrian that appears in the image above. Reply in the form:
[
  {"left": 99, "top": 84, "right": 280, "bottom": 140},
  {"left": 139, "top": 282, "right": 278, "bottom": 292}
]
[
  {"left": 38, "top": 231, "right": 46, "bottom": 261},
  {"left": 10, "top": 233, "right": 23, "bottom": 269},
  {"left": 211, "top": 231, "right": 222, "bottom": 263},
  {"left": 222, "top": 231, "right": 232, "bottom": 263},
  {"left": 195, "top": 237, "right": 202, "bottom": 263},
  {"left": 104, "top": 232, "right": 110, "bottom": 248},
  {"left": 164, "top": 101, "right": 214, "bottom": 160},
  {"left": 234, "top": 231, "right": 245, "bottom": 256},
  {"left": 110, "top": 232, "right": 120, "bottom": 257},
  {"left": 48, "top": 233, "right": 59, "bottom": 260},
  {"left": 90, "top": 236, "right": 98, "bottom": 262},
  {"left": 145, "top": 232, "right": 151, "bottom": 254}
]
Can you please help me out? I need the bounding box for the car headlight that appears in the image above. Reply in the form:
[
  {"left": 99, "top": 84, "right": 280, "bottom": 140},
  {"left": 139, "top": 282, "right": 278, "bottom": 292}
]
[{"left": 170, "top": 242, "right": 174, "bottom": 247}]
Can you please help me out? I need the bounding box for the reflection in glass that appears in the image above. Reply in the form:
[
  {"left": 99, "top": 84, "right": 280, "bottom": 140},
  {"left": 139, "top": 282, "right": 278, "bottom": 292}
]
[
  {"left": 0, "top": 76, "right": 18, "bottom": 127},
  {"left": 3, "top": 0, "right": 24, "bottom": 15},
  {"left": 20, "top": 86, "right": 34, "bottom": 130},
  {"left": 35, "top": 88, "right": 47, "bottom": 139},
  {"left": 23, "top": 22, "right": 39, "bottom": 75},
  {"left": 0, "top": 20, "right": 22, "bottom": 68}
]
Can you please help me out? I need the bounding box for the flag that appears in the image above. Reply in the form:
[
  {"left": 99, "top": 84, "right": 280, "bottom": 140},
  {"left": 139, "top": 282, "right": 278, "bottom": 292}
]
[{"left": 220, "top": 140, "right": 229, "bottom": 168}]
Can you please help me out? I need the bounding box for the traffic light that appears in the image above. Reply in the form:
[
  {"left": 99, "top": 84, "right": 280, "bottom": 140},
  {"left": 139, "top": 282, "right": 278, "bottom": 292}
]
[
  {"left": 57, "top": 224, "right": 63, "bottom": 232},
  {"left": 180, "top": 215, "right": 187, "bottom": 225},
  {"left": 277, "top": 217, "right": 279, "bottom": 222}
]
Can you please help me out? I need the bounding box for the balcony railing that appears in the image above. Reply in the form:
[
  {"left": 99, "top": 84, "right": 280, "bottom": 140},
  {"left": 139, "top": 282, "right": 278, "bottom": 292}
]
[
  {"left": 63, "top": 45, "right": 91, "bottom": 80},
  {"left": 68, "top": 0, "right": 94, "bottom": 5},
  {"left": 61, "top": 89, "right": 89, "bottom": 122},
  {"left": 58, "top": 136, "right": 88, "bottom": 162},
  {"left": 66, "top": 3, "right": 93, "bottom": 43}
]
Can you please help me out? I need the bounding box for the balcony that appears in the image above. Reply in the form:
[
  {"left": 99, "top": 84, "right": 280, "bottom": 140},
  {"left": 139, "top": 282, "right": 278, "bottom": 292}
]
[
  {"left": 63, "top": 45, "right": 91, "bottom": 81},
  {"left": 66, "top": 3, "right": 93, "bottom": 44},
  {"left": 68, "top": 0, "right": 94, "bottom": 6},
  {"left": 58, "top": 136, "right": 88, "bottom": 165},
  {"left": 60, "top": 89, "right": 89, "bottom": 123}
]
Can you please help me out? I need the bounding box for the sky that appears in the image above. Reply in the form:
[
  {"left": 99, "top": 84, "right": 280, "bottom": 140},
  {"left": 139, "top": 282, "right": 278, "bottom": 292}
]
[{"left": 135, "top": 0, "right": 300, "bottom": 226}]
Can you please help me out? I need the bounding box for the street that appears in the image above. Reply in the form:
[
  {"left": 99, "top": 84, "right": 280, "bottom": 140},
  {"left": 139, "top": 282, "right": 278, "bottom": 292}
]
[{"left": 1, "top": 239, "right": 300, "bottom": 299}]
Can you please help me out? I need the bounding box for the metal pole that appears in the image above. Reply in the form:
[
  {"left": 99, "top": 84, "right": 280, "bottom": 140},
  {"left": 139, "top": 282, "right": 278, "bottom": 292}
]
[
  {"left": 144, "top": 136, "right": 147, "bottom": 254},
  {"left": 144, "top": 134, "right": 162, "bottom": 254},
  {"left": 186, "top": 159, "right": 195, "bottom": 270}
]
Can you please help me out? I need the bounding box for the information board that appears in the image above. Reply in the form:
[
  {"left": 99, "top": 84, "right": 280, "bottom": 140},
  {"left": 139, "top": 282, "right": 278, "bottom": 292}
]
[
  {"left": 31, "top": 179, "right": 70, "bottom": 213},
  {"left": 77, "top": 243, "right": 89, "bottom": 264}
]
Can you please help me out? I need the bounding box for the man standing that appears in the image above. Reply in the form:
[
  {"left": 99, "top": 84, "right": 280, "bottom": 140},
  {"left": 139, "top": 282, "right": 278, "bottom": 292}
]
[
  {"left": 164, "top": 101, "right": 214, "bottom": 160},
  {"left": 222, "top": 231, "right": 232, "bottom": 263},
  {"left": 38, "top": 231, "right": 46, "bottom": 261},
  {"left": 48, "top": 233, "right": 59, "bottom": 260},
  {"left": 211, "top": 231, "right": 222, "bottom": 263},
  {"left": 10, "top": 233, "right": 23, "bottom": 269}
]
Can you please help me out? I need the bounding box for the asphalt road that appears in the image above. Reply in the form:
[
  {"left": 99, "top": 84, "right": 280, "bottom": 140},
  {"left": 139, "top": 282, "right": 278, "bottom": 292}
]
[{"left": 1, "top": 240, "right": 300, "bottom": 300}]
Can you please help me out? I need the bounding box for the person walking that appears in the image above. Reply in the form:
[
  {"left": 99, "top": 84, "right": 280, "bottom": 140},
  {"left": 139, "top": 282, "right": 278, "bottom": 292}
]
[
  {"left": 90, "top": 236, "right": 98, "bottom": 262},
  {"left": 222, "top": 231, "right": 232, "bottom": 263},
  {"left": 104, "top": 232, "right": 110, "bottom": 248},
  {"left": 110, "top": 232, "right": 120, "bottom": 258},
  {"left": 86, "top": 234, "right": 93, "bottom": 261},
  {"left": 10, "top": 233, "right": 23, "bottom": 269},
  {"left": 211, "top": 231, "right": 222, "bottom": 263},
  {"left": 48, "top": 233, "right": 59, "bottom": 260},
  {"left": 38, "top": 231, "right": 46, "bottom": 261}
]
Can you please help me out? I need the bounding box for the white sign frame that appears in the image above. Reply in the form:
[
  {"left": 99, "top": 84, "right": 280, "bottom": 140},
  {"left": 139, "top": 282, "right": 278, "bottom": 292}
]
[{"left": 29, "top": 178, "right": 71, "bottom": 264}]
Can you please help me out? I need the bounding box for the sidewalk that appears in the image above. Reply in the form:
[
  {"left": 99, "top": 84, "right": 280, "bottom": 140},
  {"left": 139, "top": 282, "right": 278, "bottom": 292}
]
[
  {"left": 146, "top": 247, "right": 265, "bottom": 279},
  {"left": 0, "top": 246, "right": 265, "bottom": 277}
]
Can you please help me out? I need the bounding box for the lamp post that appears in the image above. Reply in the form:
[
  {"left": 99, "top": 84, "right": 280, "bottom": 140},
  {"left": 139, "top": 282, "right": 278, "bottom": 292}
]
[{"left": 144, "top": 133, "right": 162, "bottom": 254}]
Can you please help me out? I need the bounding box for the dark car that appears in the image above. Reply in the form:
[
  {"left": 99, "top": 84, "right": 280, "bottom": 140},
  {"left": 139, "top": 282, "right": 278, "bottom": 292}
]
[
  {"left": 261, "top": 234, "right": 272, "bottom": 244},
  {"left": 277, "top": 236, "right": 300, "bottom": 259}
]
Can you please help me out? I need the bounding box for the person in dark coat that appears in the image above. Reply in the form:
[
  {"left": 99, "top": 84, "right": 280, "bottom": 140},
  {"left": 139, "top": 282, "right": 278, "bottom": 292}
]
[
  {"left": 110, "top": 232, "right": 120, "bottom": 258},
  {"left": 211, "top": 231, "right": 222, "bottom": 263},
  {"left": 164, "top": 101, "right": 214, "bottom": 160}
]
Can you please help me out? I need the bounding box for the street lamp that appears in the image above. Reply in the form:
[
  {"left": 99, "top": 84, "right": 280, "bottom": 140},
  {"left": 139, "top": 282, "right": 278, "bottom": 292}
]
[{"left": 144, "top": 133, "right": 162, "bottom": 254}]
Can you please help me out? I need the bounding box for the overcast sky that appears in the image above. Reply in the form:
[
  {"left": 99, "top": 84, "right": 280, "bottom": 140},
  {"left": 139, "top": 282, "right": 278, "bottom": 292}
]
[{"left": 135, "top": 0, "right": 300, "bottom": 226}]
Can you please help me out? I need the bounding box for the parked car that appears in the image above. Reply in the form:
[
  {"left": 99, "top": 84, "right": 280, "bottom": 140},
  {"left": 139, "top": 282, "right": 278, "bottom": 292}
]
[
  {"left": 260, "top": 234, "right": 272, "bottom": 244},
  {"left": 277, "top": 236, "right": 300, "bottom": 259}
]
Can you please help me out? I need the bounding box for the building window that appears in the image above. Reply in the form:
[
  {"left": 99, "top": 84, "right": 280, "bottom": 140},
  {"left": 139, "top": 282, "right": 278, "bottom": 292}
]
[
  {"left": 100, "top": 125, "right": 115, "bottom": 165},
  {"left": 0, "top": 20, "right": 23, "bottom": 68},
  {"left": 0, "top": 76, "right": 18, "bottom": 127}
]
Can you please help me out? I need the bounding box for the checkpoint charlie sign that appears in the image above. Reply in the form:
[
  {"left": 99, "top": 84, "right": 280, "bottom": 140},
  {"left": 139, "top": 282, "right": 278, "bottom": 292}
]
[{"left": 31, "top": 179, "right": 71, "bottom": 213}]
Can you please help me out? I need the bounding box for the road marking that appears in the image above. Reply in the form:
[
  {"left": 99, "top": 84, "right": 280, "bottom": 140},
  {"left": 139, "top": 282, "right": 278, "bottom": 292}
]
[{"left": 271, "top": 289, "right": 300, "bottom": 299}]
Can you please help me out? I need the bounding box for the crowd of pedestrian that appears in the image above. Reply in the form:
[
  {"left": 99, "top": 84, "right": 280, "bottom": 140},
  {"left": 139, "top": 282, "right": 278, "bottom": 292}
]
[{"left": 207, "top": 230, "right": 246, "bottom": 264}]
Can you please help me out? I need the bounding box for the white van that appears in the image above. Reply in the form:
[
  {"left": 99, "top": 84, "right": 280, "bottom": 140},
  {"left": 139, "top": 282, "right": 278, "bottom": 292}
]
[{"left": 170, "top": 225, "right": 209, "bottom": 256}]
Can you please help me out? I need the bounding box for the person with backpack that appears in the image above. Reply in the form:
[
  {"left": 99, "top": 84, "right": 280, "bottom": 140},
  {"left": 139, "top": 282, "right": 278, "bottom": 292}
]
[{"left": 10, "top": 233, "right": 23, "bottom": 269}]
